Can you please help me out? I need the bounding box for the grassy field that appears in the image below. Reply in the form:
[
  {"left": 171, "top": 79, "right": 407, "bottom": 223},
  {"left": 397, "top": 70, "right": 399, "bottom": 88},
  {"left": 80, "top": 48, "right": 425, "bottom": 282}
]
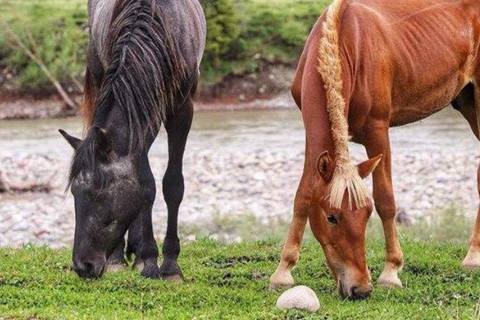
[{"left": 1, "top": 235, "right": 480, "bottom": 319}]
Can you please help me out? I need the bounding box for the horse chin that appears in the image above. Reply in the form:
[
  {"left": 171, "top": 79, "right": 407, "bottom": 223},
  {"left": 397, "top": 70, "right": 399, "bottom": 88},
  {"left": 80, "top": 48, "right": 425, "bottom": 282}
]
[
  {"left": 337, "top": 280, "right": 351, "bottom": 299},
  {"left": 96, "top": 262, "right": 107, "bottom": 278},
  {"left": 87, "top": 261, "right": 107, "bottom": 279}
]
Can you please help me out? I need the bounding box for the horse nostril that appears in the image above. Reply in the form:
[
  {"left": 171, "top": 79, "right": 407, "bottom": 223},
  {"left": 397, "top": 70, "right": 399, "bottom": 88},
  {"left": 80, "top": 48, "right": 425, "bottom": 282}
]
[
  {"left": 350, "top": 286, "right": 359, "bottom": 297},
  {"left": 73, "top": 261, "right": 95, "bottom": 278},
  {"left": 351, "top": 286, "right": 372, "bottom": 300},
  {"left": 83, "top": 262, "right": 94, "bottom": 274}
]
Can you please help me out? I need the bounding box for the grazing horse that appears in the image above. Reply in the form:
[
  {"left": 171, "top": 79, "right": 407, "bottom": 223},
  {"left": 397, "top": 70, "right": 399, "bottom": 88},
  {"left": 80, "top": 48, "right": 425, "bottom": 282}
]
[
  {"left": 270, "top": 0, "right": 480, "bottom": 299},
  {"left": 59, "top": 0, "right": 206, "bottom": 279}
]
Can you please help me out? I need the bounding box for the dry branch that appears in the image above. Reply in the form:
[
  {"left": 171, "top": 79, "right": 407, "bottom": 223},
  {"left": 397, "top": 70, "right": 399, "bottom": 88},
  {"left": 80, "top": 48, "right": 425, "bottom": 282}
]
[{"left": 5, "top": 27, "right": 79, "bottom": 113}]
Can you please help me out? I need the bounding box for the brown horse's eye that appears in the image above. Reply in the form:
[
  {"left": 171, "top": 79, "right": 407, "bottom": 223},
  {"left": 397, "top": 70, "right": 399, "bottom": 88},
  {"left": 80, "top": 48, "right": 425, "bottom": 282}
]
[{"left": 327, "top": 214, "right": 339, "bottom": 225}]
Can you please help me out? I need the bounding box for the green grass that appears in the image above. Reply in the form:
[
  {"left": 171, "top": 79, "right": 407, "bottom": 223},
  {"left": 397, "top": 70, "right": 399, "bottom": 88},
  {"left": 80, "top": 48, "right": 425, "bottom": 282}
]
[
  {"left": 0, "top": 205, "right": 478, "bottom": 319},
  {"left": 1, "top": 237, "right": 479, "bottom": 319}
]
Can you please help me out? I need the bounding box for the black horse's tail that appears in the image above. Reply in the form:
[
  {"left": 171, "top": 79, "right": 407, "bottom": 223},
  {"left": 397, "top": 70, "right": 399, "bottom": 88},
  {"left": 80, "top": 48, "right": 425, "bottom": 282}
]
[{"left": 92, "top": 0, "right": 188, "bottom": 150}]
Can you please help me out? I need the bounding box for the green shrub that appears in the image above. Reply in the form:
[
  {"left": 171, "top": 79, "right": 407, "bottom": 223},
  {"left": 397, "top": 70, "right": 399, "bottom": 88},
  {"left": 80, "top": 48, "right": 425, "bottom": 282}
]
[
  {"left": 199, "top": 0, "right": 331, "bottom": 84},
  {"left": 199, "top": 0, "right": 241, "bottom": 83},
  {"left": 0, "top": 0, "right": 332, "bottom": 93},
  {"left": 202, "top": 0, "right": 240, "bottom": 62},
  {"left": 0, "top": 0, "right": 88, "bottom": 93}
]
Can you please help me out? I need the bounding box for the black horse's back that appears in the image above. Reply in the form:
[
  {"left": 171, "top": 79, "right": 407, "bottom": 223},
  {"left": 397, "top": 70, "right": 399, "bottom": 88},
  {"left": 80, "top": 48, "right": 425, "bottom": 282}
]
[{"left": 89, "top": 0, "right": 201, "bottom": 150}]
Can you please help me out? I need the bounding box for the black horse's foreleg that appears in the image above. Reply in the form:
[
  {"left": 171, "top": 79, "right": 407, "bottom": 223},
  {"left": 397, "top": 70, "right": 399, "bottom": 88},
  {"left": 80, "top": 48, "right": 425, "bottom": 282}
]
[
  {"left": 126, "top": 214, "right": 144, "bottom": 269},
  {"left": 139, "top": 205, "right": 162, "bottom": 278},
  {"left": 159, "top": 101, "right": 194, "bottom": 281},
  {"left": 137, "top": 156, "right": 161, "bottom": 279},
  {"left": 106, "top": 237, "right": 128, "bottom": 271}
]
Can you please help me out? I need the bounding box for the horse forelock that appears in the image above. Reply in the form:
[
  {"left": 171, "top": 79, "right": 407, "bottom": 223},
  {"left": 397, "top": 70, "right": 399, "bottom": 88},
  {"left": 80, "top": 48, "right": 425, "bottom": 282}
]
[
  {"left": 68, "top": 129, "right": 139, "bottom": 192},
  {"left": 68, "top": 129, "right": 105, "bottom": 190}
]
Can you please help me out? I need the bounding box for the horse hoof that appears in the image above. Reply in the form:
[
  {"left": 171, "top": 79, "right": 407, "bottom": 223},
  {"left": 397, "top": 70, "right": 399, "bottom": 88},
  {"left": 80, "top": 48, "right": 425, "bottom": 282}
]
[
  {"left": 269, "top": 272, "right": 295, "bottom": 291},
  {"left": 378, "top": 273, "right": 402, "bottom": 288},
  {"left": 106, "top": 263, "right": 128, "bottom": 272},
  {"left": 141, "top": 265, "right": 162, "bottom": 279},
  {"left": 462, "top": 250, "right": 480, "bottom": 269},
  {"left": 163, "top": 274, "right": 184, "bottom": 282},
  {"left": 159, "top": 260, "right": 184, "bottom": 282},
  {"left": 159, "top": 269, "right": 184, "bottom": 282},
  {"left": 269, "top": 282, "right": 295, "bottom": 292}
]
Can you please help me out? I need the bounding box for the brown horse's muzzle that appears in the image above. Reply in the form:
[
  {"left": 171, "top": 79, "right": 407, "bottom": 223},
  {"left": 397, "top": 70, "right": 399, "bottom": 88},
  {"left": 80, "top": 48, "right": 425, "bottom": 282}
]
[
  {"left": 337, "top": 266, "right": 373, "bottom": 300},
  {"left": 339, "top": 280, "right": 373, "bottom": 300}
]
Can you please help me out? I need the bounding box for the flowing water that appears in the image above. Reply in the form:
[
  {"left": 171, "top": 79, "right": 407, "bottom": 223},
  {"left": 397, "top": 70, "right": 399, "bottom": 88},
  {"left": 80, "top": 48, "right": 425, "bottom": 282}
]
[{"left": 1, "top": 105, "right": 477, "bottom": 158}]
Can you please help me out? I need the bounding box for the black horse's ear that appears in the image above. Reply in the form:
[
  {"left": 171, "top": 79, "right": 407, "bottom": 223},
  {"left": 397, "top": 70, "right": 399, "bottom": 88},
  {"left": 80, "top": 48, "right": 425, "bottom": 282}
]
[
  {"left": 59, "top": 129, "right": 82, "bottom": 150},
  {"left": 93, "top": 126, "right": 112, "bottom": 154}
]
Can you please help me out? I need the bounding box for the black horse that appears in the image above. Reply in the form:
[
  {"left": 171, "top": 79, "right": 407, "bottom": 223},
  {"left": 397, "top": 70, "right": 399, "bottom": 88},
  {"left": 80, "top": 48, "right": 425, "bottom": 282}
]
[{"left": 59, "top": 0, "right": 206, "bottom": 280}]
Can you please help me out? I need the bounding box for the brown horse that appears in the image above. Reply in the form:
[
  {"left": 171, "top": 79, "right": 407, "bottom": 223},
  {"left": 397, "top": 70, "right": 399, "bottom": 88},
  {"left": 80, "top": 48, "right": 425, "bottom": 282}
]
[{"left": 270, "top": 0, "right": 480, "bottom": 299}]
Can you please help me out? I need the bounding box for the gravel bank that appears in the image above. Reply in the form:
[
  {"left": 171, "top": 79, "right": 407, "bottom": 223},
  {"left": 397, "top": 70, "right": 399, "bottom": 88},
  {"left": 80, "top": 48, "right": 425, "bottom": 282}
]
[{"left": 1, "top": 147, "right": 479, "bottom": 248}]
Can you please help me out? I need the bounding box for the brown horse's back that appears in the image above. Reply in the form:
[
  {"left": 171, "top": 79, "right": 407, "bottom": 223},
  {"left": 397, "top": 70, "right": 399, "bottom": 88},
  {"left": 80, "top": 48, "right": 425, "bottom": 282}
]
[
  {"left": 297, "top": 0, "right": 480, "bottom": 128},
  {"left": 341, "top": 0, "right": 480, "bottom": 126}
]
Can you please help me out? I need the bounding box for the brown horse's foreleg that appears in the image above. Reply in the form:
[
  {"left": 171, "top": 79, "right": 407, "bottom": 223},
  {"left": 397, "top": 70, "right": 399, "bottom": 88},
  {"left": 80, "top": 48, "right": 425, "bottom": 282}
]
[
  {"left": 460, "top": 83, "right": 480, "bottom": 268},
  {"left": 365, "top": 124, "right": 404, "bottom": 287},
  {"left": 463, "top": 165, "right": 480, "bottom": 268},
  {"left": 269, "top": 172, "right": 311, "bottom": 290}
]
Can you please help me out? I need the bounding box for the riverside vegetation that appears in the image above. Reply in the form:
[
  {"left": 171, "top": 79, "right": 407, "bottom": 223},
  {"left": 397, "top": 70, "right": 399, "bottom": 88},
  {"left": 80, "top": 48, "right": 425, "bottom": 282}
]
[{"left": 0, "top": 0, "right": 330, "bottom": 97}]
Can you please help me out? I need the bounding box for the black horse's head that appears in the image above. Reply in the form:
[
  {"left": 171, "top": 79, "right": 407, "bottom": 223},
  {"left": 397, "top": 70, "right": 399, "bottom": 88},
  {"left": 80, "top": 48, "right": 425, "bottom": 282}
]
[{"left": 60, "top": 127, "right": 153, "bottom": 279}]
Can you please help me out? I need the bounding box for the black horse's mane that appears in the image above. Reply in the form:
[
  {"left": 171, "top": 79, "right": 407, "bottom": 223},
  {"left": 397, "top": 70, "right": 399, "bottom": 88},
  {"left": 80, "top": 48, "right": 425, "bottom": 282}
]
[{"left": 69, "top": 0, "right": 189, "bottom": 188}]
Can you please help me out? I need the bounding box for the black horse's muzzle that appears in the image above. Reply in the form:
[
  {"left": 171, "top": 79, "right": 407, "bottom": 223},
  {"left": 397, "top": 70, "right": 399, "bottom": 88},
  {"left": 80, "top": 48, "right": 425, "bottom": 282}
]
[{"left": 73, "top": 259, "right": 106, "bottom": 279}]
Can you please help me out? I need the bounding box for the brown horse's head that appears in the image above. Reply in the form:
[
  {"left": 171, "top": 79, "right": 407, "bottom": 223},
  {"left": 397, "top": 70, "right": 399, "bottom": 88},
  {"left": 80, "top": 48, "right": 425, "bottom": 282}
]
[{"left": 309, "top": 151, "right": 382, "bottom": 300}]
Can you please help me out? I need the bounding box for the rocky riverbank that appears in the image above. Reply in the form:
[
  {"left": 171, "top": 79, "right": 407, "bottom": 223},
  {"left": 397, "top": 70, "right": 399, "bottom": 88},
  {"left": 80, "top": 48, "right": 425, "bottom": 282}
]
[
  {"left": 1, "top": 146, "right": 479, "bottom": 248},
  {"left": 0, "top": 65, "right": 296, "bottom": 120}
]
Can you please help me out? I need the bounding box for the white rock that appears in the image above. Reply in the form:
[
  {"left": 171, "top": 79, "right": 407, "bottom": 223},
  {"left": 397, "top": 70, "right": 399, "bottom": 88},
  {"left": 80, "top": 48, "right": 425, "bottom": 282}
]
[{"left": 276, "top": 285, "right": 320, "bottom": 313}]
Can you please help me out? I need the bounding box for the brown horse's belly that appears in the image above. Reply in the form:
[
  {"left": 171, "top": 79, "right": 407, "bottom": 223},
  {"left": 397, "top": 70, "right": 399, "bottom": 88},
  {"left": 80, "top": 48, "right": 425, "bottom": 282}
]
[
  {"left": 389, "top": 78, "right": 463, "bottom": 127},
  {"left": 389, "top": 104, "right": 447, "bottom": 127}
]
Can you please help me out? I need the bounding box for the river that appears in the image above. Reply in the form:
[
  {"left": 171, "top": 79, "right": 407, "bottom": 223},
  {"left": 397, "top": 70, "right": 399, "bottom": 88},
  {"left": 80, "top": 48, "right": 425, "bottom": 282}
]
[{"left": 1, "top": 105, "right": 478, "bottom": 155}]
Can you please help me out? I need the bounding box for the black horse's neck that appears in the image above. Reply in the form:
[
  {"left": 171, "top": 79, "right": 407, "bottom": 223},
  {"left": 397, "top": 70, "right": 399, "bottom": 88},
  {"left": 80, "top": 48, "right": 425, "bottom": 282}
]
[{"left": 92, "top": 103, "right": 158, "bottom": 157}]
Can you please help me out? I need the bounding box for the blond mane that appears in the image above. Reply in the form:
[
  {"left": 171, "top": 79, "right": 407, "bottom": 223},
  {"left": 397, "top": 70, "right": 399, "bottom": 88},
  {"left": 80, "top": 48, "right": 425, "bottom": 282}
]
[{"left": 317, "top": 0, "right": 370, "bottom": 209}]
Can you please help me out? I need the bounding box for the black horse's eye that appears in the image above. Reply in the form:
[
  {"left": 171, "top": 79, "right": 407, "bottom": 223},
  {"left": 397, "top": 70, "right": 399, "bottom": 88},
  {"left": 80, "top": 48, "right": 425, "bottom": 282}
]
[{"left": 327, "top": 214, "right": 339, "bottom": 225}]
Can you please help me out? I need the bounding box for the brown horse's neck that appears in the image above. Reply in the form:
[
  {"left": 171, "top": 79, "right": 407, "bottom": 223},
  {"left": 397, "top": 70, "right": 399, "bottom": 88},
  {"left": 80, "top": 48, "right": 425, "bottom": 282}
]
[
  {"left": 300, "top": 78, "right": 337, "bottom": 181},
  {"left": 299, "top": 44, "right": 353, "bottom": 183}
]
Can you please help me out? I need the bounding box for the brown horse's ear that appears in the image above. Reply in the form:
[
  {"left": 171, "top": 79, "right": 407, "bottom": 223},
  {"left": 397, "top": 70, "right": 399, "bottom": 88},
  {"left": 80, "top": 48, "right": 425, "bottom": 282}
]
[
  {"left": 316, "top": 151, "right": 333, "bottom": 181},
  {"left": 357, "top": 154, "right": 383, "bottom": 179},
  {"left": 59, "top": 129, "right": 82, "bottom": 150}
]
